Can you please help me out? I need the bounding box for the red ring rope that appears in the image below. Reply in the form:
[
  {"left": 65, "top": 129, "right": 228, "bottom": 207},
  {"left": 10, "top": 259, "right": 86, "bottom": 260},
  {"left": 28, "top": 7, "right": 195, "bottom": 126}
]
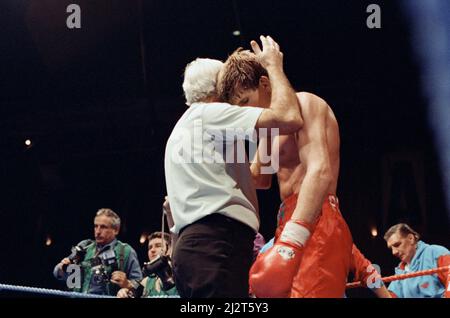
[{"left": 346, "top": 266, "right": 449, "bottom": 289}]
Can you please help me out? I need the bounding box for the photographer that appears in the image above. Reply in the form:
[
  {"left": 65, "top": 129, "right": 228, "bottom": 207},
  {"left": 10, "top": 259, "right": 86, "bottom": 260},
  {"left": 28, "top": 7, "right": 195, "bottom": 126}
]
[
  {"left": 117, "top": 231, "right": 178, "bottom": 298},
  {"left": 53, "top": 208, "right": 142, "bottom": 295}
]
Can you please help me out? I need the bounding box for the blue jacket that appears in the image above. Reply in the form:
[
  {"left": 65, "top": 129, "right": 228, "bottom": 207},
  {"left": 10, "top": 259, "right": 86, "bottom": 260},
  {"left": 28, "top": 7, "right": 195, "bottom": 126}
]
[{"left": 388, "top": 241, "right": 449, "bottom": 298}]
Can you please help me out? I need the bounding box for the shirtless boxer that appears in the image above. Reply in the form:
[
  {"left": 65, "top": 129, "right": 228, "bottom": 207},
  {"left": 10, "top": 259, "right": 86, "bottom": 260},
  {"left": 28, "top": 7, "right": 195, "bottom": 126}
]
[{"left": 217, "top": 49, "right": 390, "bottom": 298}]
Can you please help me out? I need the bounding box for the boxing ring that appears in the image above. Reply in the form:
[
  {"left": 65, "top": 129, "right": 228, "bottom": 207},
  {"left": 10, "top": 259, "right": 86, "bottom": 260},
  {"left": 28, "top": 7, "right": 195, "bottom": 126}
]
[{"left": 1, "top": 266, "right": 447, "bottom": 297}]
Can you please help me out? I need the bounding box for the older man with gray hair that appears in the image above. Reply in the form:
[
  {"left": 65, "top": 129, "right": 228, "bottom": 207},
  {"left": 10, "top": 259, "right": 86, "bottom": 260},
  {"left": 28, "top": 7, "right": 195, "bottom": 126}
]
[
  {"left": 53, "top": 208, "right": 142, "bottom": 295},
  {"left": 384, "top": 223, "right": 449, "bottom": 298}
]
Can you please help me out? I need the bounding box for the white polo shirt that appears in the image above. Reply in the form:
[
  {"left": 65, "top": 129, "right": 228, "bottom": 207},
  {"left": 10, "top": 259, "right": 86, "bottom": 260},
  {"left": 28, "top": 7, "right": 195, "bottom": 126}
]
[{"left": 164, "top": 102, "right": 264, "bottom": 234}]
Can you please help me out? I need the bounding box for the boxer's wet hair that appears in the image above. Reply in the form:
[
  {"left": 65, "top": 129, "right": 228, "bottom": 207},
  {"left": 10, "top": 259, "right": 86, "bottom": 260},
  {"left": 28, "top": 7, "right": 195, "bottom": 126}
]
[{"left": 217, "top": 49, "right": 268, "bottom": 104}]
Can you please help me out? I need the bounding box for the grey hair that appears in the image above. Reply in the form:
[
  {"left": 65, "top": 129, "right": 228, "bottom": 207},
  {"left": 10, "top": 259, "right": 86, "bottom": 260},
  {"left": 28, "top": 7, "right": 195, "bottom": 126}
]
[
  {"left": 182, "top": 58, "right": 223, "bottom": 106},
  {"left": 95, "top": 208, "right": 121, "bottom": 230}
]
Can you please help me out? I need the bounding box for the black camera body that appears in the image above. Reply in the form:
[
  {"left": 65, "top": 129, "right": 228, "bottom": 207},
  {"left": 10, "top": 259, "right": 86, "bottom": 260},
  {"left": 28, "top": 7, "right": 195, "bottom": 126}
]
[
  {"left": 126, "top": 279, "right": 145, "bottom": 298},
  {"left": 91, "top": 248, "right": 118, "bottom": 284},
  {"left": 142, "top": 255, "right": 175, "bottom": 291},
  {"left": 62, "top": 240, "right": 92, "bottom": 271}
]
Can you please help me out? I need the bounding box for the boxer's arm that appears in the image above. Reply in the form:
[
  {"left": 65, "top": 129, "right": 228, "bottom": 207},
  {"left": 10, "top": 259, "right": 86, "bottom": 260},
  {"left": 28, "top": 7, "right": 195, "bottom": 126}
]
[
  {"left": 250, "top": 137, "right": 274, "bottom": 189},
  {"left": 252, "top": 36, "right": 303, "bottom": 135},
  {"left": 351, "top": 244, "right": 391, "bottom": 297},
  {"left": 351, "top": 244, "right": 372, "bottom": 283},
  {"left": 290, "top": 93, "right": 332, "bottom": 224}
]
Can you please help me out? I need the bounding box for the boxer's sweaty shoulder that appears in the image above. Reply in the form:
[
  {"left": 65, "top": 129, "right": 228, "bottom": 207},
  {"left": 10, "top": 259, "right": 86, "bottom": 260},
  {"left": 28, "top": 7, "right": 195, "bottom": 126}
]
[{"left": 277, "top": 92, "right": 340, "bottom": 200}]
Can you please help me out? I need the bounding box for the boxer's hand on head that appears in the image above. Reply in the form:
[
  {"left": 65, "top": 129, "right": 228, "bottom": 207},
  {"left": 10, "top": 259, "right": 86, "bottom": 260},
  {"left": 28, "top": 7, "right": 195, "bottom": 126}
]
[{"left": 251, "top": 35, "right": 283, "bottom": 70}]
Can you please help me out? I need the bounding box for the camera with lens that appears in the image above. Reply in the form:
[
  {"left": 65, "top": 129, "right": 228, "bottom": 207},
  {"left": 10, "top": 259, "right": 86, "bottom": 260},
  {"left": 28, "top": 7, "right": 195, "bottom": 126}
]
[
  {"left": 91, "top": 248, "right": 117, "bottom": 284},
  {"left": 142, "top": 254, "right": 175, "bottom": 291},
  {"left": 125, "top": 279, "right": 145, "bottom": 298},
  {"left": 62, "top": 240, "right": 92, "bottom": 271}
]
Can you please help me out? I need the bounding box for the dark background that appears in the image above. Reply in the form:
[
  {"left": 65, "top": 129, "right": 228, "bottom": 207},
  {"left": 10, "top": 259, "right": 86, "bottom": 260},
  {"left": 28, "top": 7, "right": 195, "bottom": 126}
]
[{"left": 0, "top": 0, "right": 448, "bottom": 297}]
